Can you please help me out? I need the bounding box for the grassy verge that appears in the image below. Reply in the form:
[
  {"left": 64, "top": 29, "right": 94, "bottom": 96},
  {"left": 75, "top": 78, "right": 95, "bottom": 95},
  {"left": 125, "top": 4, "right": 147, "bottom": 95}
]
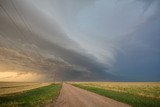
[
  {"left": 73, "top": 84, "right": 160, "bottom": 107},
  {"left": 0, "top": 84, "right": 62, "bottom": 107}
]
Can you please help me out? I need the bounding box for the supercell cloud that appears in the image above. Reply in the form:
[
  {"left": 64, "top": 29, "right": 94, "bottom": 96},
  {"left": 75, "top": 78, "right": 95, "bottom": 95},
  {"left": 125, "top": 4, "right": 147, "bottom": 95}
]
[{"left": 0, "top": 0, "right": 160, "bottom": 81}]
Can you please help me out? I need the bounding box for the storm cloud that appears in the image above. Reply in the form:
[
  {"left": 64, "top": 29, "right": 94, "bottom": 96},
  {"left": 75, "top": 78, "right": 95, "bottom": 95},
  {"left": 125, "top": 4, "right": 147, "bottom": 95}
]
[{"left": 0, "top": 0, "right": 160, "bottom": 81}]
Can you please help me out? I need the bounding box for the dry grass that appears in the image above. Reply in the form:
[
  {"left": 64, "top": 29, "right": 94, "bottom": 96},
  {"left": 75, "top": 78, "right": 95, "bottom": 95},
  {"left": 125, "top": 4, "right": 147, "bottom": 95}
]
[
  {"left": 72, "top": 82, "right": 160, "bottom": 107},
  {"left": 0, "top": 84, "right": 62, "bottom": 106},
  {"left": 0, "top": 82, "right": 51, "bottom": 96},
  {"left": 72, "top": 82, "right": 160, "bottom": 99}
]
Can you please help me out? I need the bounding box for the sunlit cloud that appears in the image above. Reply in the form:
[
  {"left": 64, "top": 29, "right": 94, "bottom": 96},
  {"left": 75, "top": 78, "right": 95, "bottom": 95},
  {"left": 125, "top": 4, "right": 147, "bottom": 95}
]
[
  {"left": 0, "top": 0, "right": 159, "bottom": 81},
  {"left": 0, "top": 71, "right": 45, "bottom": 82}
]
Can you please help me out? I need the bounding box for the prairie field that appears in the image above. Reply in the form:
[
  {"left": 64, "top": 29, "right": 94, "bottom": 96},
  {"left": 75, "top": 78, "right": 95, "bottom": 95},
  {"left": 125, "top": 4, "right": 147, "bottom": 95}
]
[
  {"left": 0, "top": 82, "right": 51, "bottom": 95},
  {"left": 72, "top": 82, "right": 160, "bottom": 107},
  {"left": 72, "top": 82, "right": 160, "bottom": 98},
  {"left": 0, "top": 82, "right": 62, "bottom": 107}
]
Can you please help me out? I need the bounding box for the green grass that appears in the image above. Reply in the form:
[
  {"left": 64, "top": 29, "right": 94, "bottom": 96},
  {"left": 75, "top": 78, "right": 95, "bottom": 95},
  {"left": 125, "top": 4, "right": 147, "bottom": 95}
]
[
  {"left": 73, "top": 84, "right": 160, "bottom": 107},
  {"left": 0, "top": 84, "right": 62, "bottom": 107}
]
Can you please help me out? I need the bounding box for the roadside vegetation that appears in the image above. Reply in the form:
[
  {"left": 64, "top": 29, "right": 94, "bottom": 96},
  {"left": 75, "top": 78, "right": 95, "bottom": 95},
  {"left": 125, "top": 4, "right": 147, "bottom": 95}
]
[
  {"left": 0, "top": 82, "right": 51, "bottom": 95},
  {"left": 0, "top": 84, "right": 62, "bottom": 107},
  {"left": 72, "top": 82, "right": 160, "bottom": 107}
]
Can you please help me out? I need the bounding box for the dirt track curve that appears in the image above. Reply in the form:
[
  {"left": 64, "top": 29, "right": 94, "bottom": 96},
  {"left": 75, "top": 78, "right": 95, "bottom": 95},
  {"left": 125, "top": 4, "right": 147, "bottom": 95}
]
[{"left": 54, "top": 83, "right": 131, "bottom": 107}]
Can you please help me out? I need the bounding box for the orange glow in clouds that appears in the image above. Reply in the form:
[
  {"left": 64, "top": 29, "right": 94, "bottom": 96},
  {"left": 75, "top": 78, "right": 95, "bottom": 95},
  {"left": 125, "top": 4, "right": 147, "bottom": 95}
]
[{"left": 0, "top": 71, "right": 44, "bottom": 82}]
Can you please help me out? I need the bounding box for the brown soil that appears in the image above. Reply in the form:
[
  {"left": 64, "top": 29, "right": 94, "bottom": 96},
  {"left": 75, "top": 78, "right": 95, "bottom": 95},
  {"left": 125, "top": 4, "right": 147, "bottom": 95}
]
[{"left": 53, "top": 83, "right": 131, "bottom": 107}]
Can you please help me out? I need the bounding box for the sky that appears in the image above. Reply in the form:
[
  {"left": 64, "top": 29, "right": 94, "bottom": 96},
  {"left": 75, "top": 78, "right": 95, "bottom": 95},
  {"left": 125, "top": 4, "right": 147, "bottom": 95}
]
[{"left": 0, "top": 0, "right": 160, "bottom": 82}]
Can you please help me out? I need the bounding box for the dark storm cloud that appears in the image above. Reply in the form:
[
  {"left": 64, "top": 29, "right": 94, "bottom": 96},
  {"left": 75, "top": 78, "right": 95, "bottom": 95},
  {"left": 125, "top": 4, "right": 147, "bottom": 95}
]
[
  {"left": 0, "top": 0, "right": 160, "bottom": 81},
  {"left": 0, "top": 0, "right": 116, "bottom": 81}
]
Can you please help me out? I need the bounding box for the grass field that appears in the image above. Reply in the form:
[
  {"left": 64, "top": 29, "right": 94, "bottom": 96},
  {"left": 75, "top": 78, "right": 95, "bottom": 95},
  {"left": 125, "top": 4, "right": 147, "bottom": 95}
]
[
  {"left": 72, "top": 82, "right": 160, "bottom": 107},
  {"left": 0, "top": 83, "right": 62, "bottom": 107},
  {"left": 0, "top": 82, "right": 51, "bottom": 95}
]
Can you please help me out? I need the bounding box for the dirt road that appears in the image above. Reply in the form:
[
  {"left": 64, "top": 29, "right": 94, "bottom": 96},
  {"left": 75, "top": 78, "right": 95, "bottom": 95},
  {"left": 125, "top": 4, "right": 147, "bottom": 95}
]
[{"left": 54, "top": 83, "right": 131, "bottom": 107}]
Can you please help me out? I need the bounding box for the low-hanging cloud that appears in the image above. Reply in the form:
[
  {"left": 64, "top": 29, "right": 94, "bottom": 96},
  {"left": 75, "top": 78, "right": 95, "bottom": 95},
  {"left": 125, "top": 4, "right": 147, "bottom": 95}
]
[
  {"left": 0, "top": 0, "right": 118, "bottom": 81},
  {"left": 0, "top": 0, "right": 160, "bottom": 81}
]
